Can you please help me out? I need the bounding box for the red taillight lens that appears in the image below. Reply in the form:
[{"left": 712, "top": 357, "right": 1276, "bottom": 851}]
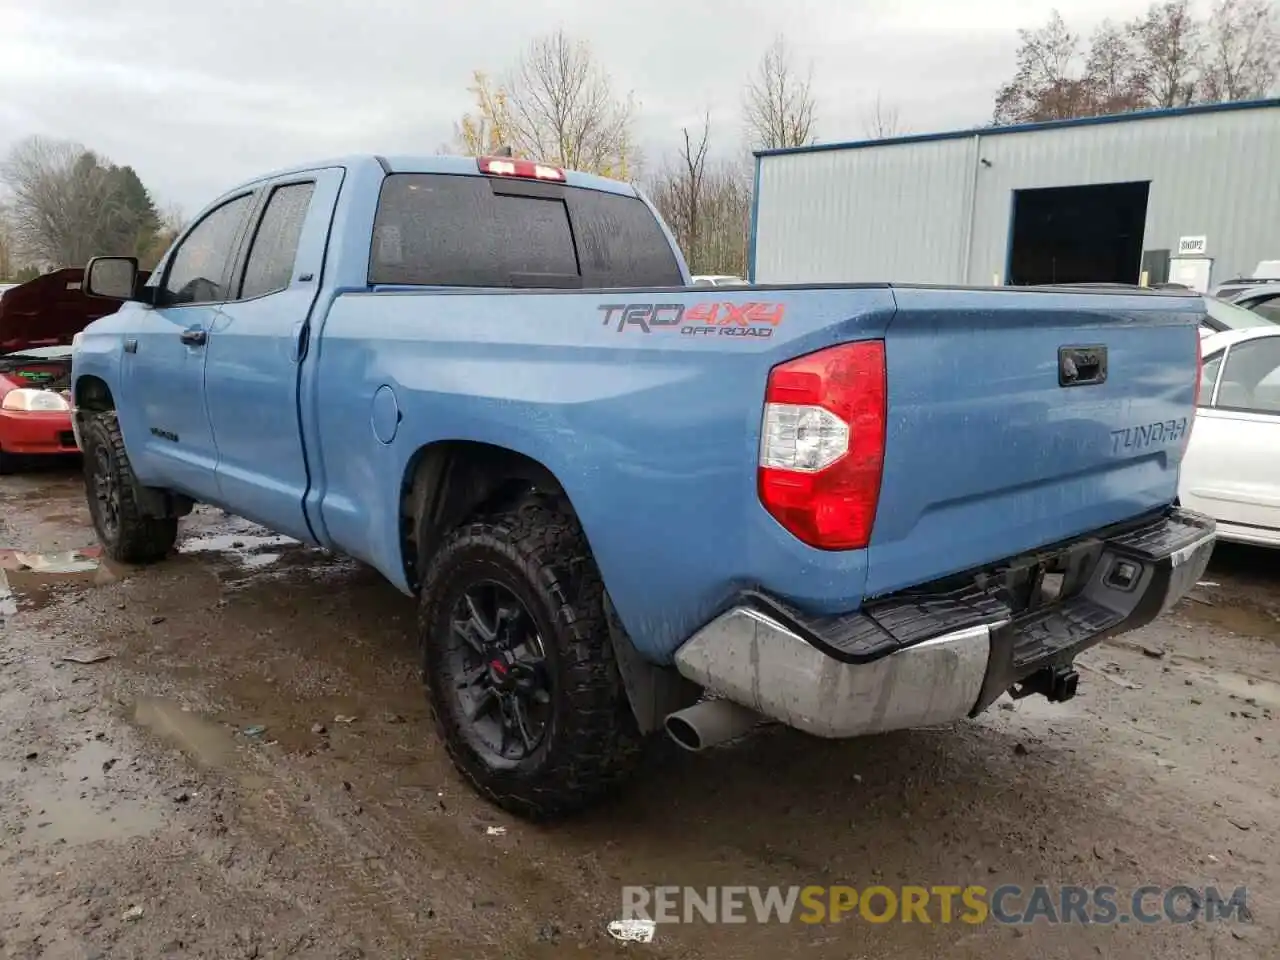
[
  {"left": 758, "top": 340, "right": 887, "bottom": 550},
  {"left": 477, "top": 156, "right": 566, "bottom": 181}
]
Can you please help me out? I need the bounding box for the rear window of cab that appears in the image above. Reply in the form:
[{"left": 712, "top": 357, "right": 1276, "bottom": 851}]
[{"left": 369, "top": 173, "right": 682, "bottom": 289}]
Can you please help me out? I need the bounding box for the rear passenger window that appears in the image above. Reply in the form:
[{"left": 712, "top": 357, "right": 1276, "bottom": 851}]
[
  {"left": 240, "top": 182, "right": 315, "bottom": 299},
  {"left": 1216, "top": 338, "right": 1280, "bottom": 412},
  {"left": 368, "top": 173, "right": 682, "bottom": 289}
]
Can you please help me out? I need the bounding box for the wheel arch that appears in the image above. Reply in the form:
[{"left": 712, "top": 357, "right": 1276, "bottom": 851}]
[
  {"left": 74, "top": 375, "right": 116, "bottom": 413},
  {"left": 399, "top": 439, "right": 575, "bottom": 594}
]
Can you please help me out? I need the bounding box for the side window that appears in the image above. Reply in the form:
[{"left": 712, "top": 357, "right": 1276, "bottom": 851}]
[
  {"left": 240, "top": 182, "right": 316, "bottom": 300},
  {"left": 1252, "top": 295, "right": 1280, "bottom": 324},
  {"left": 1215, "top": 338, "right": 1280, "bottom": 413},
  {"left": 1199, "top": 353, "right": 1222, "bottom": 405},
  {"left": 162, "top": 194, "right": 254, "bottom": 306}
]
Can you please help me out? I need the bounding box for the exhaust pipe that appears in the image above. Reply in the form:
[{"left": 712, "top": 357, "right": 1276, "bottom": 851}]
[{"left": 664, "top": 699, "right": 760, "bottom": 752}]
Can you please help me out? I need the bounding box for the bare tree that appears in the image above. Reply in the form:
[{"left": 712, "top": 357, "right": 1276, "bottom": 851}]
[
  {"left": 660, "top": 113, "right": 711, "bottom": 261},
  {"left": 475, "top": 31, "right": 638, "bottom": 178},
  {"left": 744, "top": 35, "right": 817, "bottom": 150},
  {"left": 454, "top": 72, "right": 519, "bottom": 158},
  {"left": 647, "top": 116, "right": 752, "bottom": 278},
  {"left": 1128, "top": 0, "right": 1203, "bottom": 107},
  {"left": 861, "top": 94, "right": 903, "bottom": 139},
  {"left": 1085, "top": 20, "right": 1148, "bottom": 114},
  {"left": 2, "top": 138, "right": 111, "bottom": 267},
  {"left": 0, "top": 202, "right": 15, "bottom": 279},
  {"left": 994, "top": 10, "right": 1093, "bottom": 124},
  {"left": 649, "top": 162, "right": 751, "bottom": 277},
  {"left": 1, "top": 136, "right": 160, "bottom": 269},
  {"left": 1200, "top": 0, "right": 1280, "bottom": 101}
]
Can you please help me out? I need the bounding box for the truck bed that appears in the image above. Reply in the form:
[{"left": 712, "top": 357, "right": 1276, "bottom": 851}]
[{"left": 307, "top": 282, "right": 1202, "bottom": 661}]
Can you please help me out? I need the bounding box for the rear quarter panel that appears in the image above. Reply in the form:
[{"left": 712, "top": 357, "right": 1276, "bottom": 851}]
[{"left": 310, "top": 287, "right": 897, "bottom": 661}]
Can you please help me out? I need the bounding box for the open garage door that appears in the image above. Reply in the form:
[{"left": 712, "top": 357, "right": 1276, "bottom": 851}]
[{"left": 1006, "top": 181, "right": 1150, "bottom": 286}]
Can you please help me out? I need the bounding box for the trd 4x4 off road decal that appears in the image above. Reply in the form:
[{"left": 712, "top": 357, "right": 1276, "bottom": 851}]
[{"left": 598, "top": 302, "right": 786, "bottom": 338}]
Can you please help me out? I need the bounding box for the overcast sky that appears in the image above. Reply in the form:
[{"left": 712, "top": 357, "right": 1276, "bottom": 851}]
[{"left": 1, "top": 0, "right": 1195, "bottom": 212}]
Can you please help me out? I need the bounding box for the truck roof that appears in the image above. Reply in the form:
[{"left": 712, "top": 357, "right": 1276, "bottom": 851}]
[{"left": 239, "top": 154, "right": 638, "bottom": 198}]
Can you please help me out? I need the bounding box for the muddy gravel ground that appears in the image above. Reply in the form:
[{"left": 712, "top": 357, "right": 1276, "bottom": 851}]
[{"left": 1, "top": 464, "right": 1277, "bottom": 959}]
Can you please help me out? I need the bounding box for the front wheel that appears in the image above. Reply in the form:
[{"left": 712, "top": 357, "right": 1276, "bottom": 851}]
[
  {"left": 81, "top": 412, "right": 178, "bottom": 564},
  {"left": 418, "top": 496, "right": 644, "bottom": 819}
]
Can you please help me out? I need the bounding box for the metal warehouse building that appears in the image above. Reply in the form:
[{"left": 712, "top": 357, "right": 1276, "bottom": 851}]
[{"left": 749, "top": 98, "right": 1280, "bottom": 291}]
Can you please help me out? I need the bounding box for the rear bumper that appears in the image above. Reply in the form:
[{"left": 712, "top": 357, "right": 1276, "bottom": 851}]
[
  {"left": 672, "top": 507, "right": 1215, "bottom": 738},
  {"left": 0, "top": 410, "right": 78, "bottom": 456}
]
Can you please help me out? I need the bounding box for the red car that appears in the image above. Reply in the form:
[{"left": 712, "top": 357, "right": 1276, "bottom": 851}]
[{"left": 0, "top": 268, "right": 126, "bottom": 473}]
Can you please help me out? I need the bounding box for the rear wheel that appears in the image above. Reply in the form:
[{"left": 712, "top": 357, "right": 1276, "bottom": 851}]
[
  {"left": 81, "top": 412, "right": 178, "bottom": 564},
  {"left": 418, "top": 496, "right": 644, "bottom": 818}
]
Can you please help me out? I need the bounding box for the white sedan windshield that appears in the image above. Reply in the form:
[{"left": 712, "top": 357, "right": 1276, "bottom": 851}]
[{"left": 1205, "top": 296, "right": 1275, "bottom": 330}]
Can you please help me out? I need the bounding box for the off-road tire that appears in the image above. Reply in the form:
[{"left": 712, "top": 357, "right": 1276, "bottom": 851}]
[
  {"left": 418, "top": 495, "right": 645, "bottom": 819},
  {"left": 82, "top": 412, "right": 178, "bottom": 564}
]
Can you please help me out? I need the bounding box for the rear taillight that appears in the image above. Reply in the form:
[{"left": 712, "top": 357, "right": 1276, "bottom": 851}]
[
  {"left": 477, "top": 156, "right": 566, "bottom": 181},
  {"left": 758, "top": 340, "right": 887, "bottom": 550}
]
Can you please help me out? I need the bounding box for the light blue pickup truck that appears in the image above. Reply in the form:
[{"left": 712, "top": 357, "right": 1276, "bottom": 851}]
[{"left": 72, "top": 154, "right": 1215, "bottom": 817}]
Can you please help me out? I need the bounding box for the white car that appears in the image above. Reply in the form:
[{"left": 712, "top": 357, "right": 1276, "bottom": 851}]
[
  {"left": 1180, "top": 326, "right": 1280, "bottom": 546},
  {"left": 690, "top": 275, "right": 747, "bottom": 286},
  {"left": 1228, "top": 285, "right": 1280, "bottom": 323},
  {"left": 1200, "top": 294, "right": 1276, "bottom": 337}
]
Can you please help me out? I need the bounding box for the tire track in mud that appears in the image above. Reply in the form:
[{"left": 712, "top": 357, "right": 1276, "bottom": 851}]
[
  {"left": 126, "top": 696, "right": 443, "bottom": 949},
  {"left": 125, "top": 688, "right": 669, "bottom": 958}
]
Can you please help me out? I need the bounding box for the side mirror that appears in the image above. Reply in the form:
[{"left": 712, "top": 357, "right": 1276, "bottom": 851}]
[{"left": 84, "top": 256, "right": 139, "bottom": 301}]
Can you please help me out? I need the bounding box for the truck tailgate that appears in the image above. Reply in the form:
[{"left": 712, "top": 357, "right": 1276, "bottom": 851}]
[{"left": 865, "top": 286, "right": 1202, "bottom": 597}]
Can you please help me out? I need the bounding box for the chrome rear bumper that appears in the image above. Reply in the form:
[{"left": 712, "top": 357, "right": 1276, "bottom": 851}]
[
  {"left": 672, "top": 507, "right": 1216, "bottom": 739},
  {"left": 674, "top": 610, "right": 998, "bottom": 738}
]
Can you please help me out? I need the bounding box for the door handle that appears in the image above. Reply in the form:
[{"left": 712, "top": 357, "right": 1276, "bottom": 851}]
[
  {"left": 291, "top": 321, "right": 310, "bottom": 362},
  {"left": 180, "top": 329, "right": 208, "bottom": 347},
  {"left": 1058, "top": 344, "right": 1107, "bottom": 387}
]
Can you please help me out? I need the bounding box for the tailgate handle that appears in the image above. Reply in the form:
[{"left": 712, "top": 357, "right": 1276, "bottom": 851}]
[{"left": 1058, "top": 345, "right": 1107, "bottom": 387}]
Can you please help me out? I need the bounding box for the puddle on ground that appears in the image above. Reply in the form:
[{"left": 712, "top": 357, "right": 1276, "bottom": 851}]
[
  {"left": 1180, "top": 598, "right": 1280, "bottom": 642},
  {"left": 6, "top": 737, "right": 166, "bottom": 846},
  {"left": 132, "top": 697, "right": 240, "bottom": 769},
  {"left": 0, "top": 546, "right": 127, "bottom": 617},
  {"left": 178, "top": 528, "right": 299, "bottom": 569},
  {"left": 130, "top": 698, "right": 273, "bottom": 803}
]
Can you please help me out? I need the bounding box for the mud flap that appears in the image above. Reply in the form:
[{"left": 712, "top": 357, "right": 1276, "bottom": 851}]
[{"left": 604, "top": 595, "right": 701, "bottom": 734}]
